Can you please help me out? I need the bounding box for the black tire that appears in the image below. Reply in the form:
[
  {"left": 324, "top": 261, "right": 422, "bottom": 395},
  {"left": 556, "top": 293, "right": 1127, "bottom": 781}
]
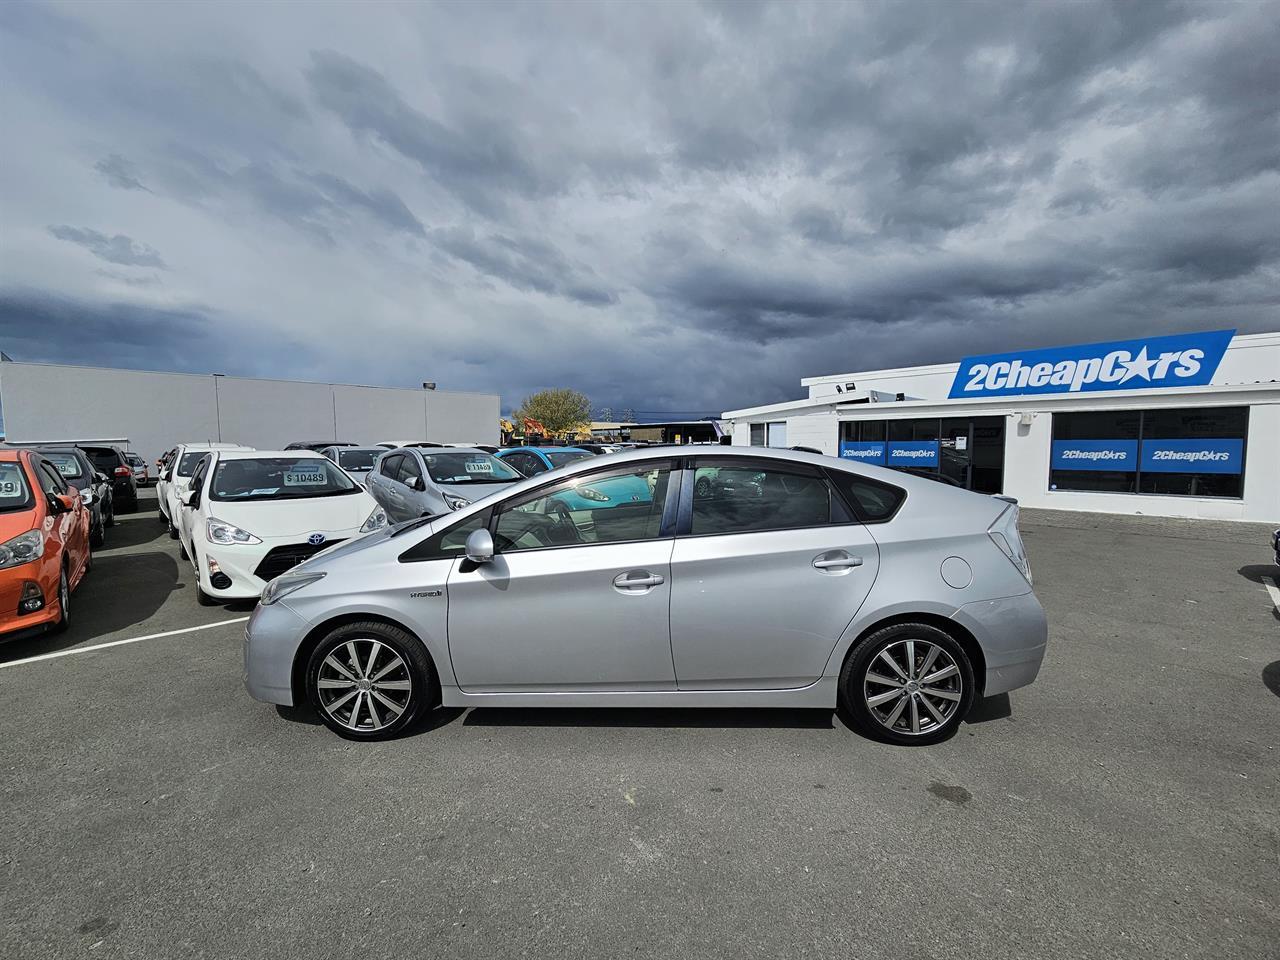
[
  {"left": 196, "top": 584, "right": 218, "bottom": 607},
  {"left": 694, "top": 476, "right": 711, "bottom": 498},
  {"left": 178, "top": 539, "right": 189, "bottom": 561},
  {"left": 104, "top": 498, "right": 115, "bottom": 528},
  {"left": 90, "top": 519, "right": 105, "bottom": 549},
  {"left": 305, "top": 621, "right": 436, "bottom": 741},
  {"left": 839, "top": 622, "right": 975, "bottom": 746},
  {"left": 50, "top": 565, "right": 70, "bottom": 634}
]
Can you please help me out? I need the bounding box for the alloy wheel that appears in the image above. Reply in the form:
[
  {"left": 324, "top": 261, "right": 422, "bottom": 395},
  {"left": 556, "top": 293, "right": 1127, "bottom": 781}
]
[
  {"left": 315, "top": 639, "right": 413, "bottom": 733},
  {"left": 863, "top": 639, "right": 963, "bottom": 736}
]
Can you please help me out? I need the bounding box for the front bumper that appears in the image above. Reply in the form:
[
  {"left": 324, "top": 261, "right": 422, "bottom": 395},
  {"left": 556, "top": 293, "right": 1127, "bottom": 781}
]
[
  {"left": 243, "top": 600, "right": 310, "bottom": 705},
  {"left": 953, "top": 590, "right": 1048, "bottom": 697},
  {"left": 197, "top": 530, "right": 360, "bottom": 600}
]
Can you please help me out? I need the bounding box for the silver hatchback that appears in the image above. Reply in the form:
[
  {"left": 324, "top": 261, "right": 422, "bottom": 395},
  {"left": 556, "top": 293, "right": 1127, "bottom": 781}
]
[
  {"left": 365, "top": 446, "right": 522, "bottom": 522},
  {"left": 245, "top": 447, "right": 1047, "bottom": 744}
]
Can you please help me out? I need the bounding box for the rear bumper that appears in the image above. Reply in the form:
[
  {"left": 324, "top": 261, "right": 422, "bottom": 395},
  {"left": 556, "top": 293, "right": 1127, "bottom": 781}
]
[{"left": 953, "top": 591, "right": 1048, "bottom": 697}]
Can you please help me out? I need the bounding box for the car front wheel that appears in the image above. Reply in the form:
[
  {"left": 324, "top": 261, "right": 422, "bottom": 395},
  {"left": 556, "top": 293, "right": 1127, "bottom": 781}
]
[
  {"left": 839, "top": 622, "right": 975, "bottom": 745},
  {"left": 306, "top": 622, "right": 435, "bottom": 741}
]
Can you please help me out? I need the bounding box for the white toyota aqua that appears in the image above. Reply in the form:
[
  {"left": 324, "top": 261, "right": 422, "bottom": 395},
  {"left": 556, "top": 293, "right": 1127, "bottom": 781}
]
[{"left": 176, "top": 450, "right": 388, "bottom": 605}]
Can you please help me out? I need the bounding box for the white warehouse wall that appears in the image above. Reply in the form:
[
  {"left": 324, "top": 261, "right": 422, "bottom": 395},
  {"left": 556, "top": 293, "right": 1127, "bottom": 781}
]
[{"left": 0, "top": 361, "right": 499, "bottom": 464}]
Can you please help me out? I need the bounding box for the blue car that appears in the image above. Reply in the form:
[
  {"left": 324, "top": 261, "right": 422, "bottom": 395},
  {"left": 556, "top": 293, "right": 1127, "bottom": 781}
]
[{"left": 495, "top": 446, "right": 652, "bottom": 513}]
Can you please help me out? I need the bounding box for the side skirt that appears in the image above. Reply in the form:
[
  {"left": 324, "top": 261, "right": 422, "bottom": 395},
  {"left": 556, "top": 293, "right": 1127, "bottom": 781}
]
[{"left": 439, "top": 676, "right": 838, "bottom": 709}]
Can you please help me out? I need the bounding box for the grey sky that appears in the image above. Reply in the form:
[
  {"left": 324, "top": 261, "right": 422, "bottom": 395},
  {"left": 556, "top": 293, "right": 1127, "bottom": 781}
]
[{"left": 1, "top": 0, "right": 1276, "bottom": 415}]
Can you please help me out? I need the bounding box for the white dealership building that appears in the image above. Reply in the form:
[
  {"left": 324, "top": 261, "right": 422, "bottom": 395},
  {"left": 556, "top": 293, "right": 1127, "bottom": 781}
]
[{"left": 723, "top": 329, "right": 1279, "bottom": 522}]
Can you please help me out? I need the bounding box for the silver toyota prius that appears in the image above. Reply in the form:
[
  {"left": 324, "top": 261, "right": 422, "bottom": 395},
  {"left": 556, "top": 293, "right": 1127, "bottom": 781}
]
[{"left": 244, "top": 447, "right": 1047, "bottom": 744}]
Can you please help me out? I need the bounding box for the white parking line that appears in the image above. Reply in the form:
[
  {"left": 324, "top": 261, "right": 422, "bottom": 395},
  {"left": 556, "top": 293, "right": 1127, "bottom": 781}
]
[
  {"left": 1263, "top": 576, "right": 1280, "bottom": 615},
  {"left": 0, "top": 617, "right": 249, "bottom": 671}
]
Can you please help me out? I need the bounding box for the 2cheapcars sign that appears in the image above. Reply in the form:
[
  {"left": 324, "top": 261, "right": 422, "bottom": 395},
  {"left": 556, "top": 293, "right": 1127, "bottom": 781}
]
[
  {"left": 1052, "top": 438, "right": 1243, "bottom": 474},
  {"left": 948, "top": 330, "right": 1235, "bottom": 399}
]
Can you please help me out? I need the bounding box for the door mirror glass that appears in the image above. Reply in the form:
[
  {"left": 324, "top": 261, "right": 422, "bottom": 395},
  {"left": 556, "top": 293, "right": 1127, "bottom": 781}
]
[{"left": 464, "top": 528, "right": 494, "bottom": 563}]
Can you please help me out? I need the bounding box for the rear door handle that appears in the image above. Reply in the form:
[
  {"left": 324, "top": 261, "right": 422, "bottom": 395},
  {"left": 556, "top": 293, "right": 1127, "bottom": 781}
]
[
  {"left": 613, "top": 571, "right": 665, "bottom": 589},
  {"left": 813, "top": 554, "right": 863, "bottom": 570}
]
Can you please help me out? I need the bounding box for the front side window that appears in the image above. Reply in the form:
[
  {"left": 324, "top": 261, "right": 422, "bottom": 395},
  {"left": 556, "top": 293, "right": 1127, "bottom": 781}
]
[
  {"left": 399, "top": 509, "right": 490, "bottom": 563},
  {"left": 177, "top": 451, "right": 208, "bottom": 477},
  {"left": 421, "top": 452, "right": 522, "bottom": 485},
  {"left": 494, "top": 464, "right": 672, "bottom": 552},
  {"left": 396, "top": 455, "right": 423, "bottom": 485},
  {"left": 690, "top": 461, "right": 835, "bottom": 535},
  {"left": 209, "top": 458, "right": 360, "bottom": 502},
  {"left": 0, "top": 462, "right": 34, "bottom": 512}
]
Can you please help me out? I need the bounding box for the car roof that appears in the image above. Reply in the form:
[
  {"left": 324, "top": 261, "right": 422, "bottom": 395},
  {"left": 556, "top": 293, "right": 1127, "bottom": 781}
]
[
  {"left": 213, "top": 449, "right": 332, "bottom": 461},
  {"left": 179, "top": 442, "right": 253, "bottom": 452}
]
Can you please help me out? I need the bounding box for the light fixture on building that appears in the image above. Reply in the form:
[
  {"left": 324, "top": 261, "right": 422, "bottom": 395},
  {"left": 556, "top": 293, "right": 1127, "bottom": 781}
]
[
  {"left": 422, "top": 381, "right": 437, "bottom": 390},
  {"left": 1019, "top": 412, "right": 1035, "bottom": 426}
]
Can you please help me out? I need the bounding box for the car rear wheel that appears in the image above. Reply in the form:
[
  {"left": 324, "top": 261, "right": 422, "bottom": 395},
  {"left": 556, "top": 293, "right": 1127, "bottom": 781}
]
[
  {"left": 839, "top": 622, "right": 974, "bottom": 745},
  {"left": 104, "top": 499, "right": 115, "bottom": 528},
  {"left": 306, "top": 622, "right": 435, "bottom": 741},
  {"left": 90, "top": 517, "right": 105, "bottom": 548}
]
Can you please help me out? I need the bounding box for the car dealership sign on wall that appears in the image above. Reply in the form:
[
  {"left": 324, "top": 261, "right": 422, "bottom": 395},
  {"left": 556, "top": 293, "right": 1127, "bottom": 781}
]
[{"left": 948, "top": 330, "right": 1235, "bottom": 399}]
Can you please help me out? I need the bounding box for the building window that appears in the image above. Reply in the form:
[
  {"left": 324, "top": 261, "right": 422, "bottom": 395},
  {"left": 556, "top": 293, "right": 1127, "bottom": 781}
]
[
  {"left": 749, "top": 422, "right": 787, "bottom": 447},
  {"left": 838, "top": 417, "right": 1005, "bottom": 494},
  {"left": 1050, "top": 407, "right": 1246, "bottom": 499},
  {"left": 766, "top": 422, "right": 787, "bottom": 447},
  {"left": 749, "top": 423, "right": 766, "bottom": 446}
]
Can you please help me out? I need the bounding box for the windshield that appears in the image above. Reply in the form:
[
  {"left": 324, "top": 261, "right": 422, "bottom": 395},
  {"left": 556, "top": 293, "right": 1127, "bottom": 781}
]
[
  {"left": 547, "top": 451, "right": 592, "bottom": 468},
  {"left": 127, "top": 454, "right": 144, "bottom": 466},
  {"left": 0, "top": 462, "right": 34, "bottom": 513},
  {"left": 421, "top": 452, "right": 521, "bottom": 484},
  {"left": 209, "top": 457, "right": 360, "bottom": 502},
  {"left": 43, "top": 452, "right": 88, "bottom": 481},
  {"left": 337, "top": 448, "right": 380, "bottom": 471}
]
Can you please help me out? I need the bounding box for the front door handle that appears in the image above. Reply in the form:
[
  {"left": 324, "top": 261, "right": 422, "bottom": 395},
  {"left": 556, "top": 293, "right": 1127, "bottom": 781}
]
[
  {"left": 613, "top": 571, "right": 665, "bottom": 589},
  {"left": 813, "top": 554, "right": 863, "bottom": 570}
]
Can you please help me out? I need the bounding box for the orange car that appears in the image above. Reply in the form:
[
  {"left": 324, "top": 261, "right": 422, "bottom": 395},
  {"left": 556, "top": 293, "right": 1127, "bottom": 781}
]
[{"left": 0, "top": 448, "right": 92, "bottom": 640}]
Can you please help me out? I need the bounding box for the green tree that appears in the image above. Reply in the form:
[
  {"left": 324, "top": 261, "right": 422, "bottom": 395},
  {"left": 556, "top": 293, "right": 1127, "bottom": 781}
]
[{"left": 514, "top": 388, "right": 593, "bottom": 435}]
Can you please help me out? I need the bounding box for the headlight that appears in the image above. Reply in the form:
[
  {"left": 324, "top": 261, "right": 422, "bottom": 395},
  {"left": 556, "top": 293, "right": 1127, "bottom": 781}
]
[
  {"left": 988, "top": 504, "right": 1032, "bottom": 585},
  {"left": 576, "top": 486, "right": 609, "bottom": 502},
  {"left": 0, "top": 530, "right": 45, "bottom": 570},
  {"left": 206, "top": 517, "right": 262, "bottom": 545},
  {"left": 443, "top": 493, "right": 471, "bottom": 511},
  {"left": 360, "top": 506, "right": 388, "bottom": 533},
  {"left": 261, "top": 570, "right": 326, "bottom": 605}
]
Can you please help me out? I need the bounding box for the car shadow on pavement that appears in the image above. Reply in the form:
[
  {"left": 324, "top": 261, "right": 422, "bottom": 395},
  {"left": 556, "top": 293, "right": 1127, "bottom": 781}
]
[
  {"left": 276, "top": 703, "right": 467, "bottom": 738},
  {"left": 0, "top": 550, "right": 181, "bottom": 663},
  {"left": 463, "top": 707, "right": 836, "bottom": 729},
  {"left": 1263, "top": 662, "right": 1280, "bottom": 699},
  {"left": 101, "top": 514, "right": 167, "bottom": 551},
  {"left": 964, "top": 692, "right": 1012, "bottom": 723}
]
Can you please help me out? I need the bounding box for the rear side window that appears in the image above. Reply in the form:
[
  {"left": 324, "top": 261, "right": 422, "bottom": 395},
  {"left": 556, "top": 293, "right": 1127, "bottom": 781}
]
[
  {"left": 825, "top": 468, "right": 906, "bottom": 523},
  {"left": 689, "top": 461, "right": 840, "bottom": 535}
]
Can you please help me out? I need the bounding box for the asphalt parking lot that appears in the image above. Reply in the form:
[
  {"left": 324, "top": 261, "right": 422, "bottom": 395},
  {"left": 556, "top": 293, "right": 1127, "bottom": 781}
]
[{"left": 1, "top": 491, "right": 1276, "bottom": 959}]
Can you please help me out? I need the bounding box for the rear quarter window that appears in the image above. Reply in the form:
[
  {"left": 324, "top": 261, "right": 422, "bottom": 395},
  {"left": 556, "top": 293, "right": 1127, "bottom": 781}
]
[{"left": 824, "top": 468, "right": 906, "bottom": 523}]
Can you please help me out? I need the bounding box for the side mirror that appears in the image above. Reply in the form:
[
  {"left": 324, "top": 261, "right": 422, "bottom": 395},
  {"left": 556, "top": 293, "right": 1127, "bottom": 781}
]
[
  {"left": 95, "top": 472, "right": 110, "bottom": 484},
  {"left": 408, "top": 476, "right": 424, "bottom": 491},
  {"left": 51, "top": 493, "right": 76, "bottom": 514},
  {"left": 183, "top": 490, "right": 199, "bottom": 508},
  {"left": 464, "top": 528, "right": 494, "bottom": 564}
]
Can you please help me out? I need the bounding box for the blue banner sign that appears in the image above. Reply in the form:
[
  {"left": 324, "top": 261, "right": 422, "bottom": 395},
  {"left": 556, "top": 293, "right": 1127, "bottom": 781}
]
[
  {"left": 839, "top": 441, "right": 885, "bottom": 464},
  {"left": 948, "top": 330, "right": 1235, "bottom": 399},
  {"left": 1140, "top": 438, "right": 1243, "bottom": 474},
  {"left": 886, "top": 441, "right": 939, "bottom": 467},
  {"left": 1051, "top": 440, "right": 1138, "bottom": 471}
]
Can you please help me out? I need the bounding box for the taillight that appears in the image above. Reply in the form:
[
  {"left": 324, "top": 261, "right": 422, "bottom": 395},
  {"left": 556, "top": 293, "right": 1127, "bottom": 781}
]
[{"left": 114, "top": 465, "right": 131, "bottom": 477}]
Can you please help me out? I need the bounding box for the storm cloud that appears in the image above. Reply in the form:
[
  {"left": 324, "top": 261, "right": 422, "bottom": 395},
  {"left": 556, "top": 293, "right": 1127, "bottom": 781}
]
[{"left": 1, "top": 0, "right": 1277, "bottom": 415}]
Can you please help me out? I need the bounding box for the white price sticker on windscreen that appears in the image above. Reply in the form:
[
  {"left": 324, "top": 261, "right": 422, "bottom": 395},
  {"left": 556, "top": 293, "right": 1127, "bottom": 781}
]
[
  {"left": 0, "top": 480, "right": 19, "bottom": 496},
  {"left": 283, "top": 469, "right": 326, "bottom": 486},
  {"left": 464, "top": 461, "right": 493, "bottom": 474}
]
